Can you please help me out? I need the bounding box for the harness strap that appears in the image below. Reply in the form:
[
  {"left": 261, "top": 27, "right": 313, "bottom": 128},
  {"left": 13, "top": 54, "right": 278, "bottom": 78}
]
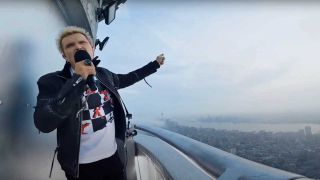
[
  {"left": 119, "top": 97, "right": 132, "bottom": 121},
  {"left": 49, "top": 146, "right": 58, "bottom": 178},
  {"left": 143, "top": 78, "right": 152, "bottom": 88}
]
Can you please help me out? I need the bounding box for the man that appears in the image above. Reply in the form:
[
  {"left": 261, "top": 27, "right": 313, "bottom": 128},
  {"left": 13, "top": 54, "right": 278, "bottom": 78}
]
[{"left": 33, "top": 26, "right": 165, "bottom": 180}]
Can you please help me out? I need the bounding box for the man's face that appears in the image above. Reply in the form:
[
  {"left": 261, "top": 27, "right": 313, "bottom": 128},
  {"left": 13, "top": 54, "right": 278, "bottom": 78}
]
[{"left": 61, "top": 33, "right": 94, "bottom": 68}]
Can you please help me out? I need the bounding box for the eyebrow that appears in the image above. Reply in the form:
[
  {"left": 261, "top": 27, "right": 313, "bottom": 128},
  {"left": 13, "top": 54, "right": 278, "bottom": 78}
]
[
  {"left": 64, "top": 39, "right": 89, "bottom": 49},
  {"left": 79, "top": 40, "right": 87, "bottom": 44},
  {"left": 65, "top": 42, "right": 75, "bottom": 49}
]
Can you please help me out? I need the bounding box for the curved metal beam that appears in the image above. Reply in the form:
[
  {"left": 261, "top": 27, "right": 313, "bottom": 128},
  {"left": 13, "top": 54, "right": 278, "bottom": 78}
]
[
  {"left": 133, "top": 131, "right": 213, "bottom": 180},
  {"left": 54, "top": 0, "right": 126, "bottom": 42},
  {"left": 54, "top": 0, "right": 98, "bottom": 40},
  {"left": 135, "top": 124, "right": 311, "bottom": 180}
]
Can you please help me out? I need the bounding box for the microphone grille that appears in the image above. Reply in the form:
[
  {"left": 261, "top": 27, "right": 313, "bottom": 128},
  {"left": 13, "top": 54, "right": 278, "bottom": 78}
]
[{"left": 74, "top": 50, "right": 91, "bottom": 63}]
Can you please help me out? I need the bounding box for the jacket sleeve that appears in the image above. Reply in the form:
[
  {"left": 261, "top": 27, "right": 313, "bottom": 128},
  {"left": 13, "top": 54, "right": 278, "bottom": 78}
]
[
  {"left": 33, "top": 74, "right": 86, "bottom": 133},
  {"left": 114, "top": 60, "right": 160, "bottom": 89}
]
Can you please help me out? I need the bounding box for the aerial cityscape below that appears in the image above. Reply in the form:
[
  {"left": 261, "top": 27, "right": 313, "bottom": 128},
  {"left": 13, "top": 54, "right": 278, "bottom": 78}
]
[{"left": 163, "top": 120, "right": 320, "bottom": 179}]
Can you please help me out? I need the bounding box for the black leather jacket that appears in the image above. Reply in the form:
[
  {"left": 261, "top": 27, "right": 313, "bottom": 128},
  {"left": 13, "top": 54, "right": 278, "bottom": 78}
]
[{"left": 34, "top": 59, "right": 160, "bottom": 178}]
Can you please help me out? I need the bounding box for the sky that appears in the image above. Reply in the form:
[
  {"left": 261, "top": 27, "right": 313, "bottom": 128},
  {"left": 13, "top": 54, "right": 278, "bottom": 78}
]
[
  {"left": 94, "top": 1, "right": 320, "bottom": 122},
  {"left": 2, "top": 1, "right": 317, "bottom": 124}
]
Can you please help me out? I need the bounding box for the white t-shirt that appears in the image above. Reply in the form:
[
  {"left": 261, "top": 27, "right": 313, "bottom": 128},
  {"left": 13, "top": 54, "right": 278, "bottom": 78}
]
[{"left": 78, "top": 83, "right": 117, "bottom": 164}]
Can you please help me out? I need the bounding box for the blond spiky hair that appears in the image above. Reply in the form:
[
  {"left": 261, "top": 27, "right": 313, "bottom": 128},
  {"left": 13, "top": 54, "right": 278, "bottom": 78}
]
[{"left": 56, "top": 26, "right": 94, "bottom": 53}]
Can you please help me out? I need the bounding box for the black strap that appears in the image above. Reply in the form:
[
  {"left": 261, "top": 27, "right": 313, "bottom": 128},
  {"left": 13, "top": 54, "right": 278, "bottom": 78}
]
[
  {"left": 143, "top": 78, "right": 152, "bottom": 88},
  {"left": 49, "top": 147, "right": 58, "bottom": 178},
  {"left": 119, "top": 97, "right": 132, "bottom": 121}
]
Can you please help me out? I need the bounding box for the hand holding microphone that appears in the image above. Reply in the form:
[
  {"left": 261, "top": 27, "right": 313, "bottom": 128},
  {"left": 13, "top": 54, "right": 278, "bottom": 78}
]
[{"left": 74, "top": 50, "right": 97, "bottom": 91}]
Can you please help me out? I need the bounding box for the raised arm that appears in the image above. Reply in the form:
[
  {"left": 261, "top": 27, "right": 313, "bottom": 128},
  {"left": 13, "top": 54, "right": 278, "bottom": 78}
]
[{"left": 115, "top": 54, "right": 165, "bottom": 89}]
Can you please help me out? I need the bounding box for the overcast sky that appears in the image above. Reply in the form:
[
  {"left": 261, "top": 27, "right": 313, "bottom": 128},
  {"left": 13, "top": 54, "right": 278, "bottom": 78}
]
[
  {"left": 94, "top": 1, "right": 320, "bottom": 121},
  {"left": 1, "top": 1, "right": 320, "bottom": 124},
  {"left": 95, "top": 1, "right": 320, "bottom": 122}
]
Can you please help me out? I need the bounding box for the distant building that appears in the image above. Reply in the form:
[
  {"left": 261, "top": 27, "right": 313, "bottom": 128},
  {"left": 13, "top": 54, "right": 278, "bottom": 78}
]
[
  {"left": 230, "top": 148, "right": 237, "bottom": 154},
  {"left": 304, "top": 126, "right": 312, "bottom": 138},
  {"left": 298, "top": 129, "right": 305, "bottom": 137}
]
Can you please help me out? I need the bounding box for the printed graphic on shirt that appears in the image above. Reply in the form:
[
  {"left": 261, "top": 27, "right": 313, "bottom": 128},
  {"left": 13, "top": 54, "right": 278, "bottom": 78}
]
[
  {"left": 80, "top": 84, "right": 114, "bottom": 135},
  {"left": 81, "top": 112, "right": 114, "bottom": 134}
]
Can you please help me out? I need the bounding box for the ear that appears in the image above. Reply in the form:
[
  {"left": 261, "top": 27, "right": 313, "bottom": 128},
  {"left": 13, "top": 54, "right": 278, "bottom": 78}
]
[{"left": 62, "top": 54, "right": 67, "bottom": 61}]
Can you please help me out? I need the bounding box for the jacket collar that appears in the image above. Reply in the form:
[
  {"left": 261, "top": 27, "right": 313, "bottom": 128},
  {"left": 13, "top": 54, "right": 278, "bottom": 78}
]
[
  {"left": 57, "top": 62, "right": 72, "bottom": 79},
  {"left": 57, "top": 56, "right": 101, "bottom": 79}
]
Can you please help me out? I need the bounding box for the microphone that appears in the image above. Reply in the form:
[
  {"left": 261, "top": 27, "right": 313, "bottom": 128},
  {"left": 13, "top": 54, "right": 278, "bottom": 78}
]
[{"left": 74, "top": 50, "right": 97, "bottom": 91}]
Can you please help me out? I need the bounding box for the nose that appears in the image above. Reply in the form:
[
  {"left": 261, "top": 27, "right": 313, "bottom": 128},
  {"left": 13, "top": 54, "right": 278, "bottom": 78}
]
[{"left": 75, "top": 43, "right": 83, "bottom": 51}]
